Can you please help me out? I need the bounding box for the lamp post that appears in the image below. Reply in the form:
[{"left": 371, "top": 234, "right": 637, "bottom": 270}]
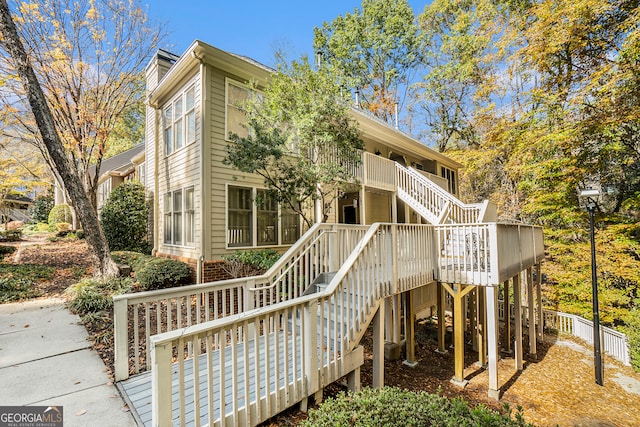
[{"left": 579, "top": 189, "right": 604, "bottom": 386}]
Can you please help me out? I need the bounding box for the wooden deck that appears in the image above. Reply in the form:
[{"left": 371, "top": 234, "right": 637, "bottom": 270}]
[{"left": 119, "top": 331, "right": 304, "bottom": 426}]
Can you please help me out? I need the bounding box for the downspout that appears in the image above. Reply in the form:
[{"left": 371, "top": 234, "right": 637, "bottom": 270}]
[
  {"left": 152, "top": 105, "right": 160, "bottom": 256},
  {"left": 195, "top": 51, "right": 207, "bottom": 283}
]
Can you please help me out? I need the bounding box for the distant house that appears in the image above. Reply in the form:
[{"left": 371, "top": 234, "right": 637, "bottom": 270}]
[
  {"left": 0, "top": 193, "right": 33, "bottom": 224},
  {"left": 88, "top": 144, "right": 146, "bottom": 211}
]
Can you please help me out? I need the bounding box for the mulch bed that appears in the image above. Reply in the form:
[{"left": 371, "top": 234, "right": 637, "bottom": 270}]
[{"left": 4, "top": 237, "right": 640, "bottom": 426}]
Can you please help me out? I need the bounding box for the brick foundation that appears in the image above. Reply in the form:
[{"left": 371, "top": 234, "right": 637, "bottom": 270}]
[{"left": 155, "top": 253, "right": 233, "bottom": 283}]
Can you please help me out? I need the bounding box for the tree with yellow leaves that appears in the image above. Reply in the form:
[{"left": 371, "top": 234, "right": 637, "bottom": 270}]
[{"left": 0, "top": 0, "right": 164, "bottom": 209}]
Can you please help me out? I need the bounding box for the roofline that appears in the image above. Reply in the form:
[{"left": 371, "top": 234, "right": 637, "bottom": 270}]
[
  {"left": 147, "top": 41, "right": 461, "bottom": 169},
  {"left": 148, "top": 40, "right": 272, "bottom": 107}
]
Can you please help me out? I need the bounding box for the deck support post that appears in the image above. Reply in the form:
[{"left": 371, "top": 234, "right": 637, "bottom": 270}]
[
  {"left": 470, "top": 290, "right": 478, "bottom": 351},
  {"left": 513, "top": 274, "right": 523, "bottom": 371},
  {"left": 373, "top": 300, "right": 385, "bottom": 388},
  {"left": 347, "top": 367, "right": 361, "bottom": 392},
  {"left": 536, "top": 264, "right": 544, "bottom": 342},
  {"left": 403, "top": 289, "right": 417, "bottom": 367},
  {"left": 477, "top": 287, "right": 487, "bottom": 367},
  {"left": 527, "top": 267, "right": 537, "bottom": 360},
  {"left": 486, "top": 285, "right": 500, "bottom": 400},
  {"left": 436, "top": 282, "right": 448, "bottom": 354},
  {"left": 442, "top": 283, "right": 475, "bottom": 386},
  {"left": 502, "top": 280, "right": 512, "bottom": 355}
]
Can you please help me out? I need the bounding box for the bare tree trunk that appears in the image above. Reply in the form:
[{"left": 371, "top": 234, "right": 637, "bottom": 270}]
[{"left": 0, "top": 0, "right": 118, "bottom": 277}]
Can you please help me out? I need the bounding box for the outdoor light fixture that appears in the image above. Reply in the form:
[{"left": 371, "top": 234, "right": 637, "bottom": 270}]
[{"left": 579, "top": 188, "right": 604, "bottom": 386}]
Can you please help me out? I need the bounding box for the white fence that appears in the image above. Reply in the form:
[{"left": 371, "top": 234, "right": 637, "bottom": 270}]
[{"left": 498, "top": 301, "right": 630, "bottom": 366}]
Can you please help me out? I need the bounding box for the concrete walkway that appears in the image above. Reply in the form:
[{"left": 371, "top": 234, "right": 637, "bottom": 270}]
[{"left": 0, "top": 298, "right": 136, "bottom": 427}]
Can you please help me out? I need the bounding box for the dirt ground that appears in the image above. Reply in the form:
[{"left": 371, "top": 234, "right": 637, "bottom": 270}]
[{"left": 3, "top": 236, "right": 640, "bottom": 427}]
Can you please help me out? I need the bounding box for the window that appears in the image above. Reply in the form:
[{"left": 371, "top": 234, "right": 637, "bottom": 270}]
[
  {"left": 228, "top": 186, "right": 252, "bottom": 247},
  {"left": 440, "top": 166, "right": 457, "bottom": 195},
  {"left": 281, "top": 207, "right": 300, "bottom": 245},
  {"left": 163, "top": 187, "right": 195, "bottom": 247},
  {"left": 97, "top": 180, "right": 111, "bottom": 210},
  {"left": 137, "top": 164, "right": 146, "bottom": 186},
  {"left": 226, "top": 80, "right": 252, "bottom": 140},
  {"left": 227, "top": 186, "right": 301, "bottom": 247},
  {"left": 185, "top": 188, "right": 194, "bottom": 246},
  {"left": 164, "top": 86, "right": 196, "bottom": 155},
  {"left": 257, "top": 189, "right": 277, "bottom": 246}
]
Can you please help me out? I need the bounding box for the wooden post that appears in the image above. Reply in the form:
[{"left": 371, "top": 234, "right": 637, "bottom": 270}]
[
  {"left": 304, "top": 300, "right": 319, "bottom": 399},
  {"left": 359, "top": 186, "right": 366, "bottom": 225},
  {"left": 486, "top": 285, "right": 500, "bottom": 400},
  {"left": 502, "top": 280, "right": 512, "bottom": 355},
  {"left": 436, "top": 282, "right": 447, "bottom": 354},
  {"left": 527, "top": 267, "right": 537, "bottom": 360},
  {"left": 151, "top": 338, "right": 172, "bottom": 427},
  {"left": 373, "top": 300, "right": 385, "bottom": 388},
  {"left": 404, "top": 289, "right": 417, "bottom": 367},
  {"left": 478, "top": 287, "right": 487, "bottom": 367},
  {"left": 442, "top": 283, "right": 474, "bottom": 386},
  {"left": 470, "top": 290, "right": 478, "bottom": 351},
  {"left": 113, "top": 297, "right": 129, "bottom": 381},
  {"left": 536, "top": 264, "right": 544, "bottom": 342},
  {"left": 513, "top": 274, "right": 523, "bottom": 371}
]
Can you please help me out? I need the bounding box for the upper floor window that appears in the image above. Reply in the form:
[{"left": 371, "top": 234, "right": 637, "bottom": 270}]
[
  {"left": 226, "top": 79, "right": 259, "bottom": 140},
  {"left": 164, "top": 85, "right": 196, "bottom": 155},
  {"left": 440, "top": 166, "right": 457, "bottom": 195}
]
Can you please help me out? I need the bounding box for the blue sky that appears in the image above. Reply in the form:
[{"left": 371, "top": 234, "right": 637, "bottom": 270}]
[{"left": 147, "top": 1, "right": 424, "bottom": 67}]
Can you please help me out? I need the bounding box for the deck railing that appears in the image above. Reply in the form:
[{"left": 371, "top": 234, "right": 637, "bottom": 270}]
[
  {"left": 435, "top": 223, "right": 544, "bottom": 286},
  {"left": 497, "top": 301, "right": 630, "bottom": 366},
  {"left": 113, "top": 223, "right": 368, "bottom": 381},
  {"left": 362, "top": 152, "right": 396, "bottom": 191},
  {"left": 149, "top": 223, "right": 437, "bottom": 426}
]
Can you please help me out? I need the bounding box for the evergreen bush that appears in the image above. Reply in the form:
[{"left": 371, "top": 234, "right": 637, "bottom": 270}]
[
  {"left": 301, "top": 387, "right": 533, "bottom": 427},
  {"left": 28, "top": 194, "right": 54, "bottom": 223},
  {"left": 135, "top": 258, "right": 192, "bottom": 291},
  {"left": 100, "top": 181, "right": 149, "bottom": 253},
  {"left": 47, "top": 204, "right": 72, "bottom": 225},
  {"left": 66, "top": 277, "right": 133, "bottom": 315},
  {"left": 222, "top": 249, "right": 281, "bottom": 278}
]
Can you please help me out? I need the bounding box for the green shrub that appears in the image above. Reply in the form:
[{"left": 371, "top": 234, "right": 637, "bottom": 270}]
[
  {"left": 0, "top": 277, "right": 42, "bottom": 302},
  {"left": 66, "top": 277, "right": 133, "bottom": 315},
  {"left": 622, "top": 310, "right": 640, "bottom": 371},
  {"left": 100, "top": 181, "right": 149, "bottom": 252},
  {"left": 22, "top": 222, "right": 55, "bottom": 234},
  {"left": 29, "top": 194, "right": 54, "bottom": 223},
  {"left": 222, "top": 249, "right": 281, "bottom": 278},
  {"left": 111, "top": 251, "right": 150, "bottom": 271},
  {"left": 0, "top": 229, "right": 22, "bottom": 242},
  {"left": 0, "top": 245, "right": 16, "bottom": 260},
  {"left": 301, "top": 387, "right": 533, "bottom": 427},
  {"left": 48, "top": 204, "right": 72, "bottom": 225},
  {"left": 136, "top": 258, "right": 192, "bottom": 291}
]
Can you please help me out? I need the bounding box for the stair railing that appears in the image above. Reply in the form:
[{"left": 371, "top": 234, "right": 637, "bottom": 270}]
[
  {"left": 113, "top": 223, "right": 367, "bottom": 381},
  {"left": 396, "top": 163, "right": 484, "bottom": 224}
]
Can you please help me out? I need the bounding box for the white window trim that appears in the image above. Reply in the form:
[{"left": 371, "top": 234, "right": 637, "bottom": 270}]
[
  {"left": 225, "top": 184, "right": 301, "bottom": 250},
  {"left": 163, "top": 84, "right": 197, "bottom": 157},
  {"left": 163, "top": 186, "right": 196, "bottom": 248}
]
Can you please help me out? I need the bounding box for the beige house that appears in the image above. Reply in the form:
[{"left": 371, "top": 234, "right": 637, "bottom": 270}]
[
  {"left": 113, "top": 41, "right": 545, "bottom": 426},
  {"left": 144, "top": 43, "right": 467, "bottom": 283}
]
